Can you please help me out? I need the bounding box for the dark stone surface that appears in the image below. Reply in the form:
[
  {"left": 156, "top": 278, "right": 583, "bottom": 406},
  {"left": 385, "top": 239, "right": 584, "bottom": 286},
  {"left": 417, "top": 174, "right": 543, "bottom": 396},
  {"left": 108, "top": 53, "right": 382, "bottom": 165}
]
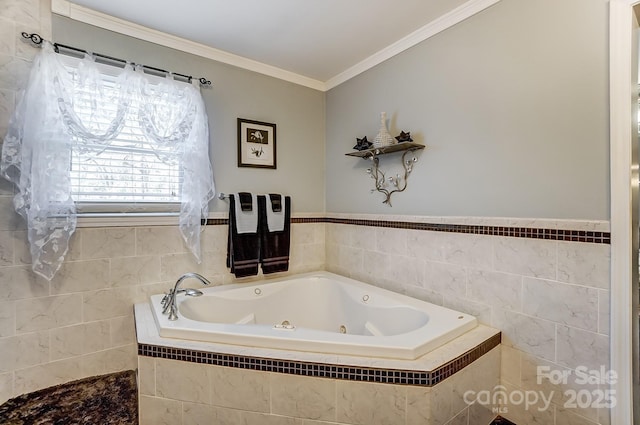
[
  {"left": 492, "top": 416, "right": 517, "bottom": 425},
  {"left": 0, "top": 370, "right": 137, "bottom": 425}
]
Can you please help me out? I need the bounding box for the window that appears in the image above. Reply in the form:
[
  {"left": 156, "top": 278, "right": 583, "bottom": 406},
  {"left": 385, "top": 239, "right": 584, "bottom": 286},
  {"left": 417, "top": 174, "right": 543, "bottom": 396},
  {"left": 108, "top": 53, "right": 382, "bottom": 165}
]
[
  {"left": 63, "top": 57, "right": 184, "bottom": 213},
  {"left": 70, "top": 135, "right": 182, "bottom": 206},
  {"left": 1, "top": 43, "right": 214, "bottom": 279}
]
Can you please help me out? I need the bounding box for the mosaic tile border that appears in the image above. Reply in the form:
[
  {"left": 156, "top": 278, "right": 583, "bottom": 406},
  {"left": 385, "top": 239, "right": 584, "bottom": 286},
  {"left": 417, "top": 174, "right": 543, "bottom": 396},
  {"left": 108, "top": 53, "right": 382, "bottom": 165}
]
[
  {"left": 138, "top": 332, "right": 500, "bottom": 387},
  {"left": 204, "top": 218, "right": 323, "bottom": 225},
  {"left": 324, "top": 218, "right": 611, "bottom": 244},
  {"left": 205, "top": 217, "right": 610, "bottom": 244}
]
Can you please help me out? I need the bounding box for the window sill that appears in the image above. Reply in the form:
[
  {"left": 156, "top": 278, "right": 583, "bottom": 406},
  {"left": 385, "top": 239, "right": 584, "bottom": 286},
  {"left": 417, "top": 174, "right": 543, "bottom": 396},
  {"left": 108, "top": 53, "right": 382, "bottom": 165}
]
[
  {"left": 75, "top": 212, "right": 228, "bottom": 228},
  {"left": 76, "top": 213, "right": 180, "bottom": 228}
]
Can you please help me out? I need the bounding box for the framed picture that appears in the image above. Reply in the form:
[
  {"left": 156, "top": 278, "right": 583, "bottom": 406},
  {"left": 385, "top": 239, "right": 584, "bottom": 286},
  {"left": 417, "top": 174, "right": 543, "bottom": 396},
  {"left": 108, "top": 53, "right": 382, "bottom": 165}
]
[{"left": 237, "top": 118, "right": 277, "bottom": 169}]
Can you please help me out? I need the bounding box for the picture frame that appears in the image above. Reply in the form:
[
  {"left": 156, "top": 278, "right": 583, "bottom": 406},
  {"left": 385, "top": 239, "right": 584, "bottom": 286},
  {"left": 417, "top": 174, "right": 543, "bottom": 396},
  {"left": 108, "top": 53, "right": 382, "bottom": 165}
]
[{"left": 237, "top": 118, "right": 277, "bottom": 169}]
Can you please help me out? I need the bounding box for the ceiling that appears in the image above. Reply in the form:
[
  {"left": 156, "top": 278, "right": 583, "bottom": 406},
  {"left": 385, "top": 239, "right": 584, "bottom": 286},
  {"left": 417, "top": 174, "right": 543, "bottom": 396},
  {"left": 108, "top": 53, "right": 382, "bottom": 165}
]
[{"left": 64, "top": 0, "right": 489, "bottom": 89}]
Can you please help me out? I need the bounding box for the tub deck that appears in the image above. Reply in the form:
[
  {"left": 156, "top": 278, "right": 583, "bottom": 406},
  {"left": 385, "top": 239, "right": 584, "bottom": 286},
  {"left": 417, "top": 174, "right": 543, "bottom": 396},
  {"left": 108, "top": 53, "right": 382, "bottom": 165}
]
[
  {"left": 135, "top": 302, "right": 500, "bottom": 378},
  {"left": 148, "top": 272, "right": 478, "bottom": 360}
]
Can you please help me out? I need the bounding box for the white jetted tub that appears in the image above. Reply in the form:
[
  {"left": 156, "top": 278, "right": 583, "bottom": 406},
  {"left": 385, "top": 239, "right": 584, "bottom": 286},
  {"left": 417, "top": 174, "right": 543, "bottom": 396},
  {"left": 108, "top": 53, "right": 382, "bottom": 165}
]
[{"left": 149, "top": 271, "right": 477, "bottom": 360}]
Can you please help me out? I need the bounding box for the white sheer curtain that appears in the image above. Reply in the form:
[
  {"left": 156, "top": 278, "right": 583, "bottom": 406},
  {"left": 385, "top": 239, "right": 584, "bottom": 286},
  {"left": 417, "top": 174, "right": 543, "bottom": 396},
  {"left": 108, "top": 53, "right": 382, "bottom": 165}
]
[{"left": 1, "top": 42, "right": 215, "bottom": 280}]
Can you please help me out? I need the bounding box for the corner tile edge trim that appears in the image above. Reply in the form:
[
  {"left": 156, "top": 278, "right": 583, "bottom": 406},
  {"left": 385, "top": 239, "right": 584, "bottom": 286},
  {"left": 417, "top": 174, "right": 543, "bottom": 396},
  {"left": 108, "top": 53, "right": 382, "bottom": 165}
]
[
  {"left": 138, "top": 332, "right": 500, "bottom": 386},
  {"left": 205, "top": 217, "right": 610, "bottom": 244}
]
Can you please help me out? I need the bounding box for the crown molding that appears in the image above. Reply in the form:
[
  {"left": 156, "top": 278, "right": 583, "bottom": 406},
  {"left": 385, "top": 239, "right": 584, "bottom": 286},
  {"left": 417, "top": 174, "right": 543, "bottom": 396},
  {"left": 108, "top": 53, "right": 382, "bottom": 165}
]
[
  {"left": 324, "top": 0, "right": 501, "bottom": 90},
  {"left": 51, "top": 0, "right": 326, "bottom": 91},
  {"left": 52, "top": 0, "right": 500, "bottom": 92}
]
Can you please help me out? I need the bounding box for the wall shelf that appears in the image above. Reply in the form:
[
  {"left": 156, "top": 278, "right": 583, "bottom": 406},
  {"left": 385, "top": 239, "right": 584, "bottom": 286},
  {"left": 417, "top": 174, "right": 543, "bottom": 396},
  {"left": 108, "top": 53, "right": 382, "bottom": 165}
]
[
  {"left": 345, "top": 142, "right": 425, "bottom": 206},
  {"left": 345, "top": 142, "right": 425, "bottom": 158}
]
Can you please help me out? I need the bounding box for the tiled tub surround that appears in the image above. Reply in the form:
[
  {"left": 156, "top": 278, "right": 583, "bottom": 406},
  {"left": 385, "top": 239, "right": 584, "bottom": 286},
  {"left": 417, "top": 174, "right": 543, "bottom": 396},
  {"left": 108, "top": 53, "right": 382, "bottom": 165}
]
[
  {"left": 136, "top": 301, "right": 501, "bottom": 425},
  {"left": 0, "top": 220, "right": 326, "bottom": 405},
  {"left": 0, "top": 207, "right": 611, "bottom": 425},
  {"left": 323, "top": 214, "right": 611, "bottom": 425}
]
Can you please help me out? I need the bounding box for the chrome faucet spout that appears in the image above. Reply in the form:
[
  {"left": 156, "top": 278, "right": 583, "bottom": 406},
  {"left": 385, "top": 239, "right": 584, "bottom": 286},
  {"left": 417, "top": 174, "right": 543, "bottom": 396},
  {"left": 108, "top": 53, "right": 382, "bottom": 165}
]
[
  {"left": 179, "top": 288, "right": 204, "bottom": 297},
  {"left": 162, "top": 272, "right": 211, "bottom": 319},
  {"left": 175, "top": 272, "right": 211, "bottom": 287}
]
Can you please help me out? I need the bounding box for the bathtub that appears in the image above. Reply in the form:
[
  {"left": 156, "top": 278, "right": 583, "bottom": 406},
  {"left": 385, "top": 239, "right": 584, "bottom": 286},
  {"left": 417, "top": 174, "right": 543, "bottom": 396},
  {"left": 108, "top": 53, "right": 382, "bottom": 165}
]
[{"left": 149, "top": 271, "right": 477, "bottom": 360}]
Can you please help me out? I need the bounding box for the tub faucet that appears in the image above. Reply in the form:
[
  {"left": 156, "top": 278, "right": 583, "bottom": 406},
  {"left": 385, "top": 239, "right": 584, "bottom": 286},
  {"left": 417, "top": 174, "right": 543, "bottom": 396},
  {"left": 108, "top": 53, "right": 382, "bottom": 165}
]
[{"left": 161, "top": 272, "right": 211, "bottom": 321}]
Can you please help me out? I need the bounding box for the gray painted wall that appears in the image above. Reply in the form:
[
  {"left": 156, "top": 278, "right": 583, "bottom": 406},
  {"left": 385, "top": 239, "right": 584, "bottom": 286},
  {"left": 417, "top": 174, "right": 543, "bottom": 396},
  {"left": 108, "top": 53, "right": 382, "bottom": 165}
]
[
  {"left": 54, "top": 0, "right": 610, "bottom": 220},
  {"left": 326, "top": 0, "right": 610, "bottom": 219},
  {"left": 52, "top": 16, "right": 326, "bottom": 213}
]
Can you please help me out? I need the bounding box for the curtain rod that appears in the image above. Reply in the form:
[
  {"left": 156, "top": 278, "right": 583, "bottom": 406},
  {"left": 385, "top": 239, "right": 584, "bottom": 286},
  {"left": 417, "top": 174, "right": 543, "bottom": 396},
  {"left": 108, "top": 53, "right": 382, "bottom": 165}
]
[{"left": 21, "top": 32, "right": 212, "bottom": 86}]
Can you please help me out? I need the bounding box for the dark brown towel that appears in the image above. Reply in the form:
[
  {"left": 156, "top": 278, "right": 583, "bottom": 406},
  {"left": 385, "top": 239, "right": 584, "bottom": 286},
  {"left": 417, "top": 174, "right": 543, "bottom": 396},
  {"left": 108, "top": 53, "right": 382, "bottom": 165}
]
[
  {"left": 258, "top": 195, "right": 291, "bottom": 274},
  {"left": 238, "top": 192, "right": 253, "bottom": 211},
  {"left": 227, "top": 194, "right": 260, "bottom": 277},
  {"left": 268, "top": 193, "right": 282, "bottom": 212}
]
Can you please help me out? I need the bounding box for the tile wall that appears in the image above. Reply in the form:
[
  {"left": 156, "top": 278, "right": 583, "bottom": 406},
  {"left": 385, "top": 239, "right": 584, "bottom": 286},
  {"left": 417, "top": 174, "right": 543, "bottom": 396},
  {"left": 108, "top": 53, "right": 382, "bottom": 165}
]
[
  {"left": 0, "top": 2, "right": 328, "bottom": 405},
  {"left": 0, "top": 0, "right": 48, "bottom": 405},
  {"left": 324, "top": 217, "right": 611, "bottom": 425},
  {"left": 137, "top": 345, "right": 500, "bottom": 425},
  {"left": 0, "top": 0, "right": 50, "bottom": 137},
  {"left": 0, "top": 222, "right": 326, "bottom": 404},
  {"left": 1, "top": 209, "right": 609, "bottom": 425}
]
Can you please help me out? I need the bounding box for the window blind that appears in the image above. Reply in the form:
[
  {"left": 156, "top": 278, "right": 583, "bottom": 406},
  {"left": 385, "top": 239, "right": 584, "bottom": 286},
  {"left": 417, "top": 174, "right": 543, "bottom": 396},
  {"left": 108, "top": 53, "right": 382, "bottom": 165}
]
[{"left": 63, "top": 57, "right": 183, "bottom": 213}]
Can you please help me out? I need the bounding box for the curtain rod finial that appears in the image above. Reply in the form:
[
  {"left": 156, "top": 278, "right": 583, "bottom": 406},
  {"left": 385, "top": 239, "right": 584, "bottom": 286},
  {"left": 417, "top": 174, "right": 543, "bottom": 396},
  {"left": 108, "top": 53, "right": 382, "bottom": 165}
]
[{"left": 22, "top": 32, "right": 43, "bottom": 45}]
